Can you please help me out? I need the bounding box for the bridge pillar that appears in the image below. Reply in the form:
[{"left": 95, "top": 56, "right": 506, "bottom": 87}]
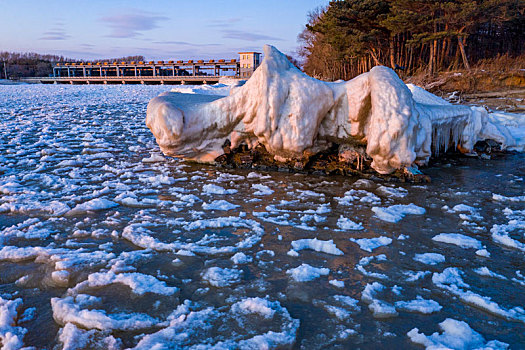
[{"left": 181, "top": 80, "right": 185, "bottom": 85}]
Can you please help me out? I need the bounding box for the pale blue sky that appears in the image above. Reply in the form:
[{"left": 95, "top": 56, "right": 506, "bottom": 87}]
[{"left": 0, "top": 0, "right": 327, "bottom": 60}]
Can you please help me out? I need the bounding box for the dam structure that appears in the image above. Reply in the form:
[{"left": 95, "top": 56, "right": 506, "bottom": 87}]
[{"left": 21, "top": 52, "right": 261, "bottom": 85}]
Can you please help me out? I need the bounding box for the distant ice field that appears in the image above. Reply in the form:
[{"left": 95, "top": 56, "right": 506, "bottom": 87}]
[{"left": 0, "top": 84, "right": 524, "bottom": 349}]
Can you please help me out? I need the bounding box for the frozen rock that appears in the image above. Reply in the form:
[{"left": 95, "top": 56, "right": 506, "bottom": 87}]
[{"left": 147, "top": 45, "right": 518, "bottom": 174}]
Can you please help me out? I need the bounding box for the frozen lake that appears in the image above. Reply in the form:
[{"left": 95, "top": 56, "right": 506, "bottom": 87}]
[{"left": 0, "top": 85, "right": 524, "bottom": 349}]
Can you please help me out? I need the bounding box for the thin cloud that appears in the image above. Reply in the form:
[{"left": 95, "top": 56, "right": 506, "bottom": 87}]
[
  {"left": 40, "top": 22, "right": 70, "bottom": 41},
  {"left": 222, "top": 30, "right": 282, "bottom": 42},
  {"left": 100, "top": 11, "right": 168, "bottom": 38},
  {"left": 152, "top": 40, "right": 221, "bottom": 47},
  {"left": 40, "top": 31, "right": 70, "bottom": 41},
  {"left": 208, "top": 18, "right": 243, "bottom": 28}
]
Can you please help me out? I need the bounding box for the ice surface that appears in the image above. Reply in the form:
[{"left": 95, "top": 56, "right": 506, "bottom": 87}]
[
  {"left": 147, "top": 45, "right": 521, "bottom": 174},
  {"left": 2, "top": 82, "right": 523, "bottom": 348}
]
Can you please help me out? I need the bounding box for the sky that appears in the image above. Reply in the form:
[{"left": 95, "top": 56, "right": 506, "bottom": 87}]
[{"left": 0, "top": 0, "right": 328, "bottom": 60}]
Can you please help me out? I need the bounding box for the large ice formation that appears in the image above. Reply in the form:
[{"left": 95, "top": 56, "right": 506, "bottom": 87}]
[{"left": 146, "top": 45, "right": 517, "bottom": 174}]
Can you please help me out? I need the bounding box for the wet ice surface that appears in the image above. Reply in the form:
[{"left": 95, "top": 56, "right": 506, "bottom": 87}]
[{"left": 1, "top": 85, "right": 524, "bottom": 349}]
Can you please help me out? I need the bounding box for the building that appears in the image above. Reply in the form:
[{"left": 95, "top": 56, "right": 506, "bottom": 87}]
[
  {"left": 21, "top": 51, "right": 263, "bottom": 85},
  {"left": 238, "top": 52, "right": 262, "bottom": 78}
]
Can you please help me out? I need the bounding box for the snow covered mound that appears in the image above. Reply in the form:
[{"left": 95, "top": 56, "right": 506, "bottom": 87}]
[{"left": 146, "top": 45, "right": 519, "bottom": 174}]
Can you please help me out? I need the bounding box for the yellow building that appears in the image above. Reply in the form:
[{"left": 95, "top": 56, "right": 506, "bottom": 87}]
[{"left": 238, "top": 52, "right": 261, "bottom": 78}]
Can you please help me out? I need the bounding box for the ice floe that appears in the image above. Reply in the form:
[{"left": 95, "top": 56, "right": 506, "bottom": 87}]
[
  {"left": 290, "top": 238, "right": 343, "bottom": 255},
  {"left": 286, "top": 263, "right": 330, "bottom": 282},
  {"left": 350, "top": 236, "right": 392, "bottom": 252},
  {"left": 407, "top": 318, "right": 508, "bottom": 349},
  {"left": 372, "top": 204, "right": 425, "bottom": 223}
]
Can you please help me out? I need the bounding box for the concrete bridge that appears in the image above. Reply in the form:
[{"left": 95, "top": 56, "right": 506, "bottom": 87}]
[{"left": 20, "top": 52, "right": 261, "bottom": 85}]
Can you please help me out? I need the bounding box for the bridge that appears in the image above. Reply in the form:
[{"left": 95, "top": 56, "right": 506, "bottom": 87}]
[{"left": 20, "top": 52, "right": 261, "bottom": 85}]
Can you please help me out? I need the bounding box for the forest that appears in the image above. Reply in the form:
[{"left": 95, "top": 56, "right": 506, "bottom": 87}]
[
  {"left": 0, "top": 52, "right": 145, "bottom": 78},
  {"left": 298, "top": 0, "right": 525, "bottom": 81}
]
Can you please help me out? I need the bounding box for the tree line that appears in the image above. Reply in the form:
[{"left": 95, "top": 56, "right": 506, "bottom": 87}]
[
  {"left": 0, "top": 52, "right": 145, "bottom": 78},
  {"left": 298, "top": 0, "right": 525, "bottom": 81}
]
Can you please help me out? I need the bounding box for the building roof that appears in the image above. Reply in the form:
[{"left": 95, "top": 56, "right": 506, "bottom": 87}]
[{"left": 238, "top": 52, "right": 262, "bottom": 55}]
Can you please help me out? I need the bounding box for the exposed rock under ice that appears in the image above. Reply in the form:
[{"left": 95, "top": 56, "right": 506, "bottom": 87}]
[{"left": 146, "top": 45, "right": 517, "bottom": 174}]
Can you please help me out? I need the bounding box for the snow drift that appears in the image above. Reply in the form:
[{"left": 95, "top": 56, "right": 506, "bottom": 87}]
[{"left": 146, "top": 45, "right": 518, "bottom": 174}]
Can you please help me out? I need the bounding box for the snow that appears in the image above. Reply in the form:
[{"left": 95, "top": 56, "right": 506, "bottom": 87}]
[
  {"left": 202, "top": 199, "right": 239, "bottom": 211},
  {"left": 67, "top": 198, "right": 119, "bottom": 215},
  {"left": 0, "top": 296, "right": 27, "bottom": 350},
  {"left": 361, "top": 282, "right": 398, "bottom": 318},
  {"left": 231, "top": 252, "right": 253, "bottom": 265},
  {"left": 474, "top": 267, "right": 507, "bottom": 280},
  {"left": 286, "top": 264, "right": 330, "bottom": 282},
  {"left": 147, "top": 45, "right": 522, "bottom": 174},
  {"left": 350, "top": 236, "right": 392, "bottom": 252},
  {"left": 395, "top": 296, "right": 442, "bottom": 314},
  {"left": 407, "top": 318, "right": 508, "bottom": 349},
  {"left": 252, "top": 183, "right": 274, "bottom": 196},
  {"left": 372, "top": 204, "right": 425, "bottom": 223},
  {"left": 51, "top": 295, "right": 161, "bottom": 331},
  {"left": 291, "top": 238, "right": 344, "bottom": 255},
  {"left": 432, "top": 233, "right": 484, "bottom": 250},
  {"left": 492, "top": 193, "right": 525, "bottom": 202},
  {"left": 201, "top": 267, "right": 242, "bottom": 287},
  {"left": 202, "top": 184, "right": 237, "bottom": 195},
  {"left": 336, "top": 216, "right": 364, "bottom": 230},
  {"left": 231, "top": 297, "right": 276, "bottom": 319},
  {"left": 170, "top": 82, "right": 237, "bottom": 96},
  {"left": 414, "top": 253, "right": 446, "bottom": 265},
  {"left": 329, "top": 280, "right": 345, "bottom": 288},
  {"left": 432, "top": 268, "right": 525, "bottom": 323},
  {"left": 130, "top": 299, "right": 299, "bottom": 349},
  {"left": 58, "top": 323, "right": 121, "bottom": 350},
  {"left": 83, "top": 271, "right": 178, "bottom": 295}
]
